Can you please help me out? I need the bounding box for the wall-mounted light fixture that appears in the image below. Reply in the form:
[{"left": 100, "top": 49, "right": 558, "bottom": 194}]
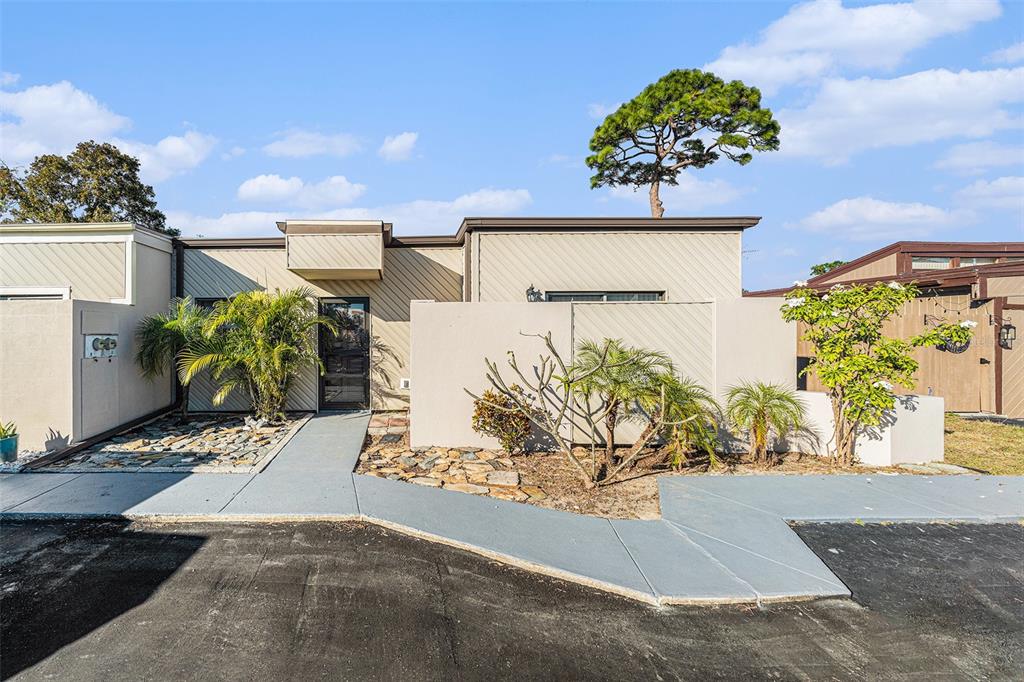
[
  {"left": 1000, "top": 323, "right": 1016, "bottom": 350},
  {"left": 525, "top": 285, "right": 544, "bottom": 302}
]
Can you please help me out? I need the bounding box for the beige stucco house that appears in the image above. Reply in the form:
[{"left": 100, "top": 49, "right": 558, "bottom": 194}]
[{"left": 2, "top": 216, "right": 946, "bottom": 466}]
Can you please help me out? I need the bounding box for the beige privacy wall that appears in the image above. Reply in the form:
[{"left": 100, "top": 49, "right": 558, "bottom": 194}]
[
  {"left": 182, "top": 246, "right": 464, "bottom": 411},
  {"left": 409, "top": 299, "right": 796, "bottom": 449},
  {"left": 469, "top": 231, "right": 742, "bottom": 302}
]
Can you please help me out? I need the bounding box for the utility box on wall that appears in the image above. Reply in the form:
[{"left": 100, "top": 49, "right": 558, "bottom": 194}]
[{"left": 84, "top": 334, "right": 118, "bottom": 359}]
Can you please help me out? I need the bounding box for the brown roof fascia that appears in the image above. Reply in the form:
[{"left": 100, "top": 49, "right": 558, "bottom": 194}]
[
  {"left": 748, "top": 260, "right": 1024, "bottom": 298},
  {"left": 807, "top": 241, "right": 1024, "bottom": 285}
]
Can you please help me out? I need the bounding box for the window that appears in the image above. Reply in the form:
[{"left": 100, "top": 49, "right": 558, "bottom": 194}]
[
  {"left": 911, "top": 256, "right": 952, "bottom": 270},
  {"left": 194, "top": 297, "right": 227, "bottom": 309},
  {"left": 545, "top": 291, "right": 664, "bottom": 302},
  {"left": 959, "top": 257, "right": 997, "bottom": 266}
]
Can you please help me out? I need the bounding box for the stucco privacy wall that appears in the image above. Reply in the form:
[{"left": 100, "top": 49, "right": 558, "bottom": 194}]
[
  {"left": 182, "top": 246, "right": 464, "bottom": 411},
  {"left": 470, "top": 231, "right": 742, "bottom": 302},
  {"left": 410, "top": 302, "right": 573, "bottom": 448},
  {"left": 793, "top": 391, "right": 945, "bottom": 466},
  {"left": 409, "top": 299, "right": 795, "bottom": 449},
  {"left": 0, "top": 300, "right": 74, "bottom": 451}
]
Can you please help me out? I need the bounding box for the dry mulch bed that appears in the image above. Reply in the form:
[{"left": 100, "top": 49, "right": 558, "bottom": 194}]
[{"left": 357, "top": 433, "right": 922, "bottom": 520}]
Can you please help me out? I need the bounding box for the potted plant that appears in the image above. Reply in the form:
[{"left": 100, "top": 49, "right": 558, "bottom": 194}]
[{"left": 0, "top": 421, "right": 17, "bottom": 463}]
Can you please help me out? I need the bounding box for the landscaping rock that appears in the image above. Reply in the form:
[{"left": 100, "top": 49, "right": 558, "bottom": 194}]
[
  {"left": 445, "top": 483, "right": 489, "bottom": 495},
  {"left": 485, "top": 471, "right": 520, "bottom": 487},
  {"left": 410, "top": 476, "right": 442, "bottom": 487}
]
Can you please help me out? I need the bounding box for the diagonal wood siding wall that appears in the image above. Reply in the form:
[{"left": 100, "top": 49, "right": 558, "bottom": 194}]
[
  {"left": 472, "top": 231, "right": 741, "bottom": 303},
  {"left": 182, "top": 246, "right": 463, "bottom": 411},
  {"left": 0, "top": 242, "right": 125, "bottom": 301}
]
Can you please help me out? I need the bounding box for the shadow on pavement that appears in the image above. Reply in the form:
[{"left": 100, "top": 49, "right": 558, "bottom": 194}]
[{"left": 0, "top": 520, "right": 205, "bottom": 679}]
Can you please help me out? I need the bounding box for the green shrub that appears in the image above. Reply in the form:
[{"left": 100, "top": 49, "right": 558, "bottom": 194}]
[
  {"left": 472, "top": 388, "right": 532, "bottom": 455},
  {"left": 0, "top": 421, "right": 16, "bottom": 438}
]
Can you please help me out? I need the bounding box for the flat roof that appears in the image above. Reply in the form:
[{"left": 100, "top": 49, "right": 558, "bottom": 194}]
[
  {"left": 179, "top": 216, "right": 761, "bottom": 248},
  {"left": 0, "top": 221, "right": 174, "bottom": 242}
]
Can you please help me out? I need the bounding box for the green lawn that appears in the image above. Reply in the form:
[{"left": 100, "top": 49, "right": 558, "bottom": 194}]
[{"left": 944, "top": 414, "right": 1024, "bottom": 475}]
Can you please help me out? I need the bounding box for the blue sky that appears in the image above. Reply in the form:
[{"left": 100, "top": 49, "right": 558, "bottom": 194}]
[{"left": 2, "top": 0, "right": 1022, "bottom": 290}]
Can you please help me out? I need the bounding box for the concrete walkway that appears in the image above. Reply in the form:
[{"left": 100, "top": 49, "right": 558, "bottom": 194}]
[{"left": 2, "top": 414, "right": 1022, "bottom": 605}]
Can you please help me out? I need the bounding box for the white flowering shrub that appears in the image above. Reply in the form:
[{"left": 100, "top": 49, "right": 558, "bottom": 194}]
[{"left": 780, "top": 282, "right": 973, "bottom": 466}]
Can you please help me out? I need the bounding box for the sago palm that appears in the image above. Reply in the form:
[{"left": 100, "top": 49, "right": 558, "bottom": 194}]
[
  {"left": 179, "top": 287, "right": 338, "bottom": 421},
  {"left": 135, "top": 297, "right": 210, "bottom": 417},
  {"left": 725, "top": 382, "right": 805, "bottom": 466},
  {"left": 571, "top": 338, "right": 673, "bottom": 467}
]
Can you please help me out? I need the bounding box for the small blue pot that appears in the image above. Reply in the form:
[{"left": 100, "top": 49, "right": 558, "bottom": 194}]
[{"left": 0, "top": 435, "right": 17, "bottom": 463}]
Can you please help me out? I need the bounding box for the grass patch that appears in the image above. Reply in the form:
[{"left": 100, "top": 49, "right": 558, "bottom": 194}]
[{"left": 944, "top": 414, "right": 1024, "bottom": 475}]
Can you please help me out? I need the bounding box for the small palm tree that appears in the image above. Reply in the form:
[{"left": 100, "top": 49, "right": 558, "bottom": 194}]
[
  {"left": 660, "top": 376, "right": 722, "bottom": 469},
  {"left": 571, "top": 338, "right": 673, "bottom": 468},
  {"left": 179, "top": 287, "right": 337, "bottom": 422},
  {"left": 135, "top": 297, "right": 210, "bottom": 417},
  {"left": 726, "top": 382, "right": 805, "bottom": 466}
]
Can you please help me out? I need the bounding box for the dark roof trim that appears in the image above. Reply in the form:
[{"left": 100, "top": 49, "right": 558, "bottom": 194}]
[
  {"left": 747, "top": 259, "right": 1024, "bottom": 298},
  {"left": 175, "top": 237, "right": 285, "bottom": 249},
  {"left": 809, "top": 240, "right": 1024, "bottom": 285},
  {"left": 175, "top": 216, "right": 760, "bottom": 249},
  {"left": 455, "top": 216, "right": 761, "bottom": 242}
]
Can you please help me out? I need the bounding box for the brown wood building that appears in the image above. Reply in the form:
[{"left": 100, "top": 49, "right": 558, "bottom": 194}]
[{"left": 748, "top": 241, "right": 1024, "bottom": 417}]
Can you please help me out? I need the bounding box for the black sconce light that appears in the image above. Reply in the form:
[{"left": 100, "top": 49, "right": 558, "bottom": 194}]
[{"left": 1000, "top": 323, "right": 1017, "bottom": 350}]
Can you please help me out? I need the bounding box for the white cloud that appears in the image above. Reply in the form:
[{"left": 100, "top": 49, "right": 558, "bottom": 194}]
[
  {"left": 706, "top": 0, "right": 1001, "bottom": 94},
  {"left": 0, "top": 80, "right": 130, "bottom": 164},
  {"left": 780, "top": 67, "right": 1024, "bottom": 164},
  {"left": 798, "top": 196, "right": 965, "bottom": 240},
  {"left": 587, "top": 102, "right": 621, "bottom": 120},
  {"left": 606, "top": 171, "right": 744, "bottom": 210},
  {"left": 170, "top": 187, "right": 532, "bottom": 237},
  {"left": 221, "top": 146, "right": 246, "bottom": 160},
  {"left": 377, "top": 132, "right": 418, "bottom": 161},
  {"left": 236, "top": 174, "right": 367, "bottom": 208},
  {"left": 0, "top": 72, "right": 19, "bottom": 87},
  {"left": 987, "top": 41, "right": 1024, "bottom": 65},
  {"left": 262, "top": 129, "right": 361, "bottom": 158},
  {"left": 0, "top": 80, "right": 215, "bottom": 181},
  {"left": 954, "top": 176, "right": 1024, "bottom": 210},
  {"left": 934, "top": 141, "right": 1024, "bottom": 175},
  {"left": 114, "top": 131, "right": 217, "bottom": 183}
]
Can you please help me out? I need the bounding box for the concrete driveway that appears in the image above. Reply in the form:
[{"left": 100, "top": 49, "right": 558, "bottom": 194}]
[{"left": 2, "top": 519, "right": 1022, "bottom": 680}]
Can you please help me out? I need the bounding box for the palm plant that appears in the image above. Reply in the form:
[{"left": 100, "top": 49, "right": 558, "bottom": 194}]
[
  {"left": 660, "top": 376, "right": 722, "bottom": 469},
  {"left": 571, "top": 338, "right": 673, "bottom": 468},
  {"left": 179, "top": 287, "right": 337, "bottom": 422},
  {"left": 725, "top": 382, "right": 805, "bottom": 466},
  {"left": 135, "top": 297, "right": 210, "bottom": 417}
]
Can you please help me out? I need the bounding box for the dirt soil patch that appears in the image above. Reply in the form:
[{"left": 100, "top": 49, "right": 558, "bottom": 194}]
[
  {"left": 943, "top": 414, "right": 1024, "bottom": 475},
  {"left": 39, "top": 413, "right": 305, "bottom": 473}
]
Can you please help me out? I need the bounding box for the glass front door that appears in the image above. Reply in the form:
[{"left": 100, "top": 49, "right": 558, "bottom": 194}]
[{"left": 319, "top": 298, "right": 370, "bottom": 409}]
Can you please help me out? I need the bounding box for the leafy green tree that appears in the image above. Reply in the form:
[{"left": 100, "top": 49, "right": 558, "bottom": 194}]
[
  {"left": 180, "top": 288, "right": 338, "bottom": 421},
  {"left": 571, "top": 338, "right": 673, "bottom": 468},
  {"left": 586, "top": 69, "right": 780, "bottom": 218},
  {"left": 725, "top": 382, "right": 804, "bottom": 466},
  {"left": 780, "top": 282, "right": 974, "bottom": 466},
  {"left": 810, "top": 260, "right": 847, "bottom": 277},
  {"left": 0, "top": 141, "right": 174, "bottom": 235},
  {"left": 135, "top": 297, "right": 212, "bottom": 417}
]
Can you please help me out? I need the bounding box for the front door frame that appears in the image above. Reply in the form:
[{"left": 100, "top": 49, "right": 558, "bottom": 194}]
[{"left": 318, "top": 296, "right": 371, "bottom": 411}]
